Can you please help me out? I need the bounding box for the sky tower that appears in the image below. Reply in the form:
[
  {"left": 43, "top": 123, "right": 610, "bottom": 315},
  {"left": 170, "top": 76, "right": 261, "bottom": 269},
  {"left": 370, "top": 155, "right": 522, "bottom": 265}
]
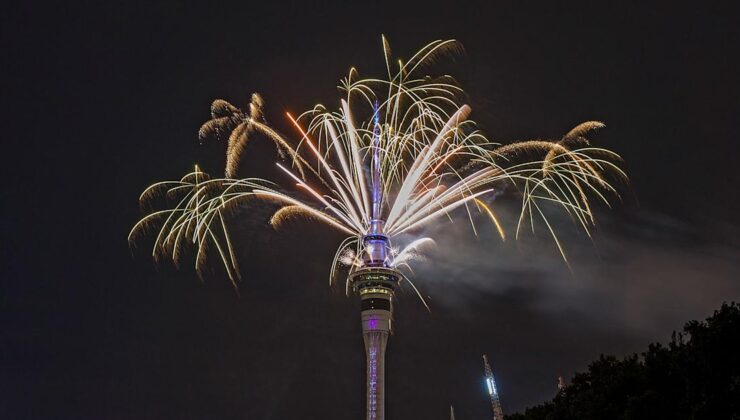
[{"left": 348, "top": 101, "right": 399, "bottom": 420}]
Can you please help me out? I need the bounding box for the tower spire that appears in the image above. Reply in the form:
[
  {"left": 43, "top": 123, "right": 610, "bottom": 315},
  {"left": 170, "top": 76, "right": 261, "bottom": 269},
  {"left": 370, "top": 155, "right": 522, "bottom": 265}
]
[{"left": 371, "top": 100, "right": 382, "bottom": 222}]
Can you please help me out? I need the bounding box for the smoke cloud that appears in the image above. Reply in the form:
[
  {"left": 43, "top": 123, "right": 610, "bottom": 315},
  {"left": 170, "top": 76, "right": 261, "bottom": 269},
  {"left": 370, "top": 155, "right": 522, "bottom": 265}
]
[{"left": 409, "top": 204, "right": 740, "bottom": 340}]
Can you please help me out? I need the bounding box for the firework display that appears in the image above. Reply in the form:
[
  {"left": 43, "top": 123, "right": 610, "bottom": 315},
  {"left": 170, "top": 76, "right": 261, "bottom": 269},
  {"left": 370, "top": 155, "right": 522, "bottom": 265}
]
[{"left": 130, "top": 38, "right": 626, "bottom": 296}]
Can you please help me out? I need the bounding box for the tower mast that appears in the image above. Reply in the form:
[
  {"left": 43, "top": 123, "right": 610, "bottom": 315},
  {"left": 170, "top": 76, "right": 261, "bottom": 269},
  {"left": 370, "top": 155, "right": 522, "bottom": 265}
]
[{"left": 483, "top": 354, "right": 504, "bottom": 420}]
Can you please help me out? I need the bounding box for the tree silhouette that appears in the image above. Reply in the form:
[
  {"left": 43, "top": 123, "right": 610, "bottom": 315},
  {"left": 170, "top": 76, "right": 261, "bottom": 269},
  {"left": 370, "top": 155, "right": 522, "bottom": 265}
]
[{"left": 508, "top": 303, "right": 740, "bottom": 420}]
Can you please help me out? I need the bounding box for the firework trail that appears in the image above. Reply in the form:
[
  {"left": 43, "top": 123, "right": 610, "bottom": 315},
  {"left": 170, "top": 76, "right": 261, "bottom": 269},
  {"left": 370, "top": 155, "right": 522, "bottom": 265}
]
[{"left": 129, "top": 37, "right": 627, "bottom": 301}]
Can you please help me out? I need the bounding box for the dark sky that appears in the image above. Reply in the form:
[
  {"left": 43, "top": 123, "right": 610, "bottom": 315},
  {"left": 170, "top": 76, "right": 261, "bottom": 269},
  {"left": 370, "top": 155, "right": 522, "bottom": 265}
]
[{"left": 2, "top": 1, "right": 740, "bottom": 419}]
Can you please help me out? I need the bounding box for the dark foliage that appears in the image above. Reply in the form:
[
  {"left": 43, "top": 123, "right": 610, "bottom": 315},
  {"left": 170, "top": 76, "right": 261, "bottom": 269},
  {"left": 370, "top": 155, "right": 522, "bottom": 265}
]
[{"left": 508, "top": 303, "right": 740, "bottom": 420}]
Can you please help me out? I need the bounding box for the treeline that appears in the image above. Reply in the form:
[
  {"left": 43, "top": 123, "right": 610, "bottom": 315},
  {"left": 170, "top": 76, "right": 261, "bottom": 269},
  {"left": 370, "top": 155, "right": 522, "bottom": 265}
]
[{"left": 508, "top": 303, "right": 740, "bottom": 420}]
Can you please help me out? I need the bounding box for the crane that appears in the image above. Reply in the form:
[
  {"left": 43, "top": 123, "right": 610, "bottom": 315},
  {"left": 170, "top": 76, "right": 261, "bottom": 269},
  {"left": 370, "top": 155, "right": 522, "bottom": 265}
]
[{"left": 482, "top": 354, "right": 504, "bottom": 420}]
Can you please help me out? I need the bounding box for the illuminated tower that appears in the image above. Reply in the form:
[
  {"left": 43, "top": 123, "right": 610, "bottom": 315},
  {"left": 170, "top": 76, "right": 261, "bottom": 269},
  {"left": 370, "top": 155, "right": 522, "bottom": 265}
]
[
  {"left": 483, "top": 354, "right": 504, "bottom": 420},
  {"left": 348, "top": 100, "right": 399, "bottom": 420}
]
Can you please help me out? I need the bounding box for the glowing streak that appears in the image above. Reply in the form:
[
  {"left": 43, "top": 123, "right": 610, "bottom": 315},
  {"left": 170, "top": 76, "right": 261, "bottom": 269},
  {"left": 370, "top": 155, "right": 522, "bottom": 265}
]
[
  {"left": 394, "top": 189, "right": 493, "bottom": 235},
  {"left": 253, "top": 190, "right": 355, "bottom": 236},
  {"left": 474, "top": 199, "right": 506, "bottom": 241},
  {"left": 287, "top": 112, "right": 364, "bottom": 227},
  {"left": 323, "top": 118, "right": 368, "bottom": 227},
  {"left": 386, "top": 105, "right": 471, "bottom": 227},
  {"left": 394, "top": 238, "right": 435, "bottom": 264},
  {"left": 275, "top": 162, "right": 359, "bottom": 232},
  {"left": 341, "top": 100, "right": 372, "bottom": 222},
  {"left": 428, "top": 144, "right": 465, "bottom": 175}
]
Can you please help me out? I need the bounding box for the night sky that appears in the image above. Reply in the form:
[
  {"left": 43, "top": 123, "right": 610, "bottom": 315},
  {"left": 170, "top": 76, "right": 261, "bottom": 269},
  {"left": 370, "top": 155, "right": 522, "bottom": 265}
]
[{"left": 3, "top": 1, "right": 740, "bottom": 419}]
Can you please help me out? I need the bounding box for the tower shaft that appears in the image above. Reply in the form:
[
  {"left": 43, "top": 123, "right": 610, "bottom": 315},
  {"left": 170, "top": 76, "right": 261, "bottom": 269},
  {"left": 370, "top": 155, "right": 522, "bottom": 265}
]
[
  {"left": 362, "top": 306, "right": 390, "bottom": 419},
  {"left": 351, "top": 266, "right": 399, "bottom": 420}
]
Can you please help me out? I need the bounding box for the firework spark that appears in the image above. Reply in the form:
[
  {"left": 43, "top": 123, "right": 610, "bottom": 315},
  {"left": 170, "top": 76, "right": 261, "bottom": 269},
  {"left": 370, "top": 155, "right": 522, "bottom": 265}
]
[{"left": 130, "top": 37, "right": 627, "bottom": 299}]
